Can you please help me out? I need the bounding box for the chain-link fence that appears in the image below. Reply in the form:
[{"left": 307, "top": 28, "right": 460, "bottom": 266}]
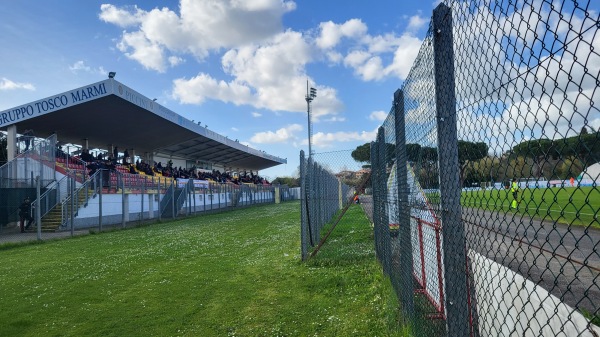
[
  {"left": 300, "top": 150, "right": 371, "bottom": 261},
  {"left": 368, "top": 1, "right": 600, "bottom": 336}
]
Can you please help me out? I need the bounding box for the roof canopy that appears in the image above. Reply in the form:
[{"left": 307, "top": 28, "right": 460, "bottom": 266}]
[{"left": 0, "top": 79, "right": 286, "bottom": 171}]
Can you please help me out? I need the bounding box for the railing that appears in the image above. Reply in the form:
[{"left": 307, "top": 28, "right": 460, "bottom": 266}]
[
  {"left": 38, "top": 175, "right": 69, "bottom": 220},
  {"left": 0, "top": 134, "right": 56, "bottom": 188},
  {"left": 61, "top": 170, "right": 101, "bottom": 229}
]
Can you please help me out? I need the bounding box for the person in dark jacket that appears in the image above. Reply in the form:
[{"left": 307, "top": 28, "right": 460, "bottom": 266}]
[{"left": 18, "top": 197, "right": 33, "bottom": 232}]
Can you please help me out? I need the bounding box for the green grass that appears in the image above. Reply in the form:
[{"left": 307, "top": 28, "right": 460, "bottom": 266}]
[
  {"left": 460, "top": 186, "right": 600, "bottom": 227},
  {"left": 426, "top": 186, "right": 599, "bottom": 227},
  {"left": 0, "top": 201, "right": 408, "bottom": 337}
]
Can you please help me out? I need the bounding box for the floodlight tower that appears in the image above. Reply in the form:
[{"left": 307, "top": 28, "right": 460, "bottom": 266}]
[{"left": 305, "top": 81, "right": 317, "bottom": 157}]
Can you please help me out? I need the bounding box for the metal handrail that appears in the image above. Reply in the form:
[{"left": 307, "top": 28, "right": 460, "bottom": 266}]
[
  {"left": 61, "top": 170, "right": 100, "bottom": 229},
  {"left": 37, "top": 175, "right": 68, "bottom": 219}
]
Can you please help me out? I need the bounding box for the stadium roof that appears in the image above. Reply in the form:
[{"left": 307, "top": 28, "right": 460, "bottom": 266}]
[{"left": 0, "top": 79, "right": 286, "bottom": 171}]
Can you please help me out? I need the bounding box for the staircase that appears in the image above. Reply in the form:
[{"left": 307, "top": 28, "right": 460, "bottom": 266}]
[{"left": 26, "top": 188, "right": 94, "bottom": 232}]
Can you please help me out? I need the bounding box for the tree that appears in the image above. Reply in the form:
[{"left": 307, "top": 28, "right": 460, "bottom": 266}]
[
  {"left": 351, "top": 142, "right": 395, "bottom": 164},
  {"left": 581, "top": 126, "right": 589, "bottom": 135},
  {"left": 457, "top": 140, "right": 488, "bottom": 186},
  {"left": 271, "top": 176, "right": 300, "bottom": 187},
  {"left": 351, "top": 143, "right": 371, "bottom": 163},
  {"left": 406, "top": 143, "right": 421, "bottom": 162}
]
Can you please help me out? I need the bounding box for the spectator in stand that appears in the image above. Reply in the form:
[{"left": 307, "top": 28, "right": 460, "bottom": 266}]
[
  {"left": 81, "top": 149, "right": 93, "bottom": 162},
  {"left": 113, "top": 146, "right": 118, "bottom": 163},
  {"left": 129, "top": 164, "right": 137, "bottom": 174},
  {"left": 107, "top": 154, "right": 117, "bottom": 166},
  {"left": 55, "top": 142, "right": 67, "bottom": 160},
  {"left": 23, "top": 129, "right": 34, "bottom": 151},
  {"left": 123, "top": 148, "right": 130, "bottom": 165}
]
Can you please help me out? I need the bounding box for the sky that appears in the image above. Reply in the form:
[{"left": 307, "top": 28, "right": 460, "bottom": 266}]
[
  {"left": 0, "top": 0, "right": 438, "bottom": 179},
  {"left": 1, "top": 0, "right": 598, "bottom": 180}
]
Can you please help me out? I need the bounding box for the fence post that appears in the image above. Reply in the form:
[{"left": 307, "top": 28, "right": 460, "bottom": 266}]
[
  {"left": 70, "top": 176, "right": 74, "bottom": 236},
  {"left": 171, "top": 180, "right": 175, "bottom": 218},
  {"left": 394, "top": 88, "right": 415, "bottom": 321},
  {"left": 70, "top": 175, "right": 75, "bottom": 236},
  {"left": 121, "top": 174, "right": 126, "bottom": 228},
  {"left": 370, "top": 140, "right": 380, "bottom": 260},
  {"left": 300, "top": 151, "right": 308, "bottom": 261},
  {"left": 433, "top": 3, "right": 469, "bottom": 336},
  {"left": 157, "top": 177, "right": 162, "bottom": 222},
  {"left": 36, "top": 176, "right": 41, "bottom": 240},
  {"left": 377, "top": 127, "right": 391, "bottom": 276},
  {"left": 141, "top": 177, "right": 145, "bottom": 222},
  {"left": 99, "top": 173, "right": 103, "bottom": 231}
]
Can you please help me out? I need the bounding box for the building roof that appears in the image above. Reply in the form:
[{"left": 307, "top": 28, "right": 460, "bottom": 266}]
[{"left": 0, "top": 79, "right": 286, "bottom": 171}]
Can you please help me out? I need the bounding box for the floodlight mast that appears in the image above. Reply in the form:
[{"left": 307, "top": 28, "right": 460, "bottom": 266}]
[{"left": 305, "top": 80, "right": 317, "bottom": 157}]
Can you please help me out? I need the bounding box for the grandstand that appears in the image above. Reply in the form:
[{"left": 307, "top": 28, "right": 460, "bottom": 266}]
[{"left": 0, "top": 77, "right": 291, "bottom": 234}]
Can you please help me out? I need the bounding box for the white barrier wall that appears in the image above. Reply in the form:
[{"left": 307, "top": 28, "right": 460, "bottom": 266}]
[{"left": 469, "top": 251, "right": 600, "bottom": 337}]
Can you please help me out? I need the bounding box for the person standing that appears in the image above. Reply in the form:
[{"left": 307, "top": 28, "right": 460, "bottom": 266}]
[
  {"left": 18, "top": 197, "right": 33, "bottom": 232},
  {"left": 511, "top": 178, "right": 520, "bottom": 209},
  {"left": 123, "top": 148, "right": 130, "bottom": 165},
  {"left": 113, "top": 146, "right": 119, "bottom": 163}
]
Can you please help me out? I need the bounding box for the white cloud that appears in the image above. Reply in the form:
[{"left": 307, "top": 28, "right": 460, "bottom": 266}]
[
  {"left": 173, "top": 29, "right": 343, "bottom": 118},
  {"left": 407, "top": 14, "right": 428, "bottom": 32},
  {"left": 311, "top": 129, "right": 377, "bottom": 148},
  {"left": 326, "top": 19, "right": 422, "bottom": 81},
  {"left": 117, "top": 30, "right": 167, "bottom": 72},
  {"left": 101, "top": 2, "right": 422, "bottom": 116},
  {"left": 369, "top": 111, "right": 388, "bottom": 121},
  {"left": 98, "top": 4, "right": 144, "bottom": 28},
  {"left": 251, "top": 112, "right": 262, "bottom": 117},
  {"left": 250, "top": 124, "right": 303, "bottom": 144},
  {"left": 385, "top": 34, "right": 423, "bottom": 79},
  {"left": 168, "top": 56, "right": 184, "bottom": 67},
  {"left": 0, "top": 78, "right": 35, "bottom": 91},
  {"left": 99, "top": 0, "right": 296, "bottom": 72},
  {"left": 172, "top": 73, "right": 253, "bottom": 105},
  {"left": 324, "top": 116, "right": 346, "bottom": 122},
  {"left": 231, "top": 127, "right": 239, "bottom": 132},
  {"left": 343, "top": 50, "right": 371, "bottom": 68},
  {"left": 315, "top": 19, "right": 367, "bottom": 49},
  {"left": 69, "top": 61, "right": 106, "bottom": 75}
]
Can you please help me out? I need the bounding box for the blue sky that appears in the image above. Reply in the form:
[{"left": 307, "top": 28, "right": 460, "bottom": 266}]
[
  {"left": 0, "top": 0, "right": 438, "bottom": 179},
  {"left": 3, "top": 1, "right": 598, "bottom": 179}
]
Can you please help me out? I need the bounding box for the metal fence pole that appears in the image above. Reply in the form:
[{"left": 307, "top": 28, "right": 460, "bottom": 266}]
[
  {"left": 141, "top": 177, "right": 145, "bottom": 222},
  {"left": 70, "top": 175, "right": 75, "bottom": 236},
  {"left": 394, "top": 88, "right": 415, "bottom": 321},
  {"left": 433, "top": 3, "right": 469, "bottom": 336},
  {"left": 99, "top": 172, "right": 103, "bottom": 231},
  {"left": 121, "top": 174, "right": 126, "bottom": 228},
  {"left": 370, "top": 141, "right": 380, "bottom": 260},
  {"left": 36, "top": 176, "right": 41, "bottom": 240},
  {"left": 157, "top": 177, "right": 162, "bottom": 222},
  {"left": 377, "top": 127, "right": 392, "bottom": 276},
  {"left": 300, "top": 150, "right": 308, "bottom": 260},
  {"left": 171, "top": 179, "right": 175, "bottom": 219}
]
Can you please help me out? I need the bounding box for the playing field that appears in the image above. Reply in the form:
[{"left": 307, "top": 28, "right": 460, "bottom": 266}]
[
  {"left": 0, "top": 202, "right": 408, "bottom": 337},
  {"left": 461, "top": 186, "right": 600, "bottom": 227}
]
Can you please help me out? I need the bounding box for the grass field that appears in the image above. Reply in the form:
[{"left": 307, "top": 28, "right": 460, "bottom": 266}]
[
  {"left": 0, "top": 201, "right": 408, "bottom": 337},
  {"left": 460, "top": 186, "right": 600, "bottom": 227}
]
